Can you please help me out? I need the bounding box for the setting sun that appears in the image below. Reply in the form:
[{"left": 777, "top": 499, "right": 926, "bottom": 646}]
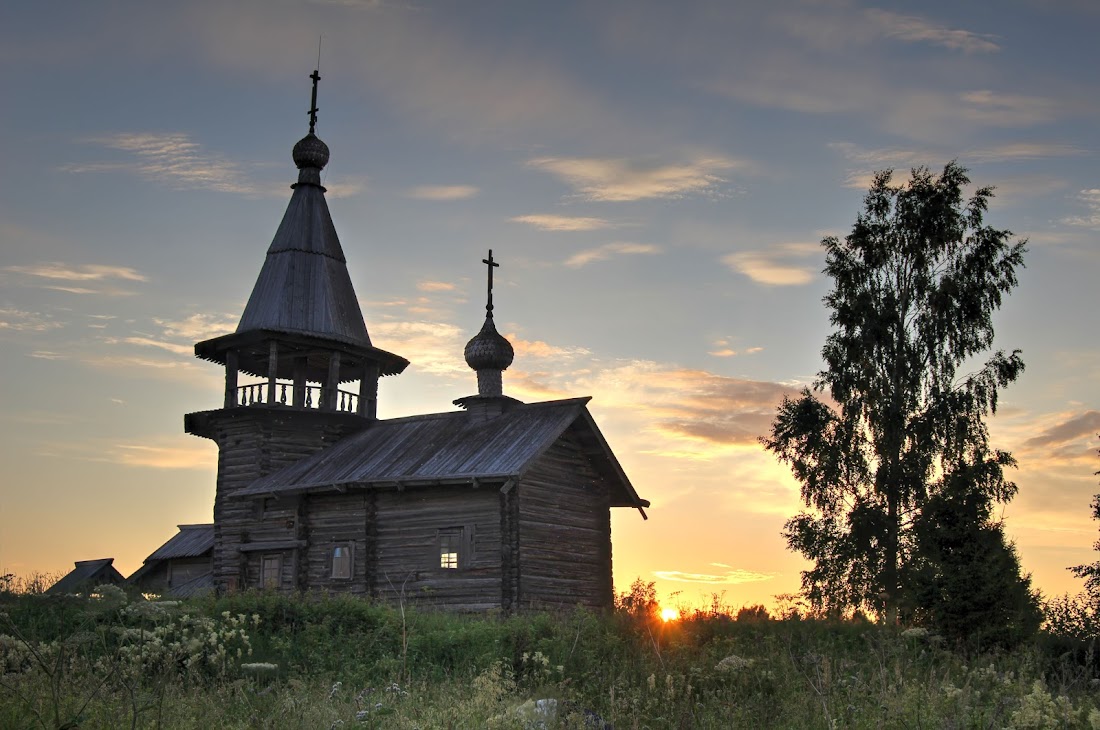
[{"left": 660, "top": 607, "right": 680, "bottom": 622}]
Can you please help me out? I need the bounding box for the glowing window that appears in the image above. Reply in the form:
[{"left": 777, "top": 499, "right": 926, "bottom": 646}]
[
  {"left": 439, "top": 528, "right": 463, "bottom": 570},
  {"left": 332, "top": 545, "right": 352, "bottom": 579}
]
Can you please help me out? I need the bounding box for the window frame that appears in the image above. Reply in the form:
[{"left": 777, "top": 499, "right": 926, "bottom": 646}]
[
  {"left": 437, "top": 526, "right": 468, "bottom": 571},
  {"left": 260, "top": 554, "right": 282, "bottom": 589},
  {"left": 331, "top": 543, "right": 353, "bottom": 580}
]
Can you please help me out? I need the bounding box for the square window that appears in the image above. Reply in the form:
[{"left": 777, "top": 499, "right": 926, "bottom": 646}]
[
  {"left": 438, "top": 528, "right": 464, "bottom": 570},
  {"left": 332, "top": 544, "right": 353, "bottom": 579},
  {"left": 261, "top": 555, "right": 281, "bottom": 589}
]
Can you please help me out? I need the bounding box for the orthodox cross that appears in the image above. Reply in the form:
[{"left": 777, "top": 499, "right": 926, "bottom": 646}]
[
  {"left": 308, "top": 69, "right": 321, "bottom": 134},
  {"left": 483, "top": 249, "right": 499, "bottom": 316}
]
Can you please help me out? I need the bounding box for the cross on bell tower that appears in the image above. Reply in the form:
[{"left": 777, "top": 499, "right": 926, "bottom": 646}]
[
  {"left": 308, "top": 69, "right": 320, "bottom": 135},
  {"left": 483, "top": 249, "right": 499, "bottom": 316}
]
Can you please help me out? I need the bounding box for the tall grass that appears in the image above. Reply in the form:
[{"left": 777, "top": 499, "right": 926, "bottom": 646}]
[{"left": 2, "top": 585, "right": 1100, "bottom": 728}]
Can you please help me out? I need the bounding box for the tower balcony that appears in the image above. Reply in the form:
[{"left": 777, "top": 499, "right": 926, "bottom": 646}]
[{"left": 235, "top": 380, "right": 360, "bottom": 413}]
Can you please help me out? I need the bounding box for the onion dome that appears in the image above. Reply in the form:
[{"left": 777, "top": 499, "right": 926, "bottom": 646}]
[
  {"left": 293, "top": 133, "right": 330, "bottom": 171},
  {"left": 464, "top": 316, "right": 514, "bottom": 372},
  {"left": 461, "top": 249, "right": 513, "bottom": 399}
]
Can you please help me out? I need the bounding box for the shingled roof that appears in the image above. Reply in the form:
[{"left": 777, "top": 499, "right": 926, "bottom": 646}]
[
  {"left": 236, "top": 183, "right": 372, "bottom": 347},
  {"left": 240, "top": 398, "right": 649, "bottom": 510}
]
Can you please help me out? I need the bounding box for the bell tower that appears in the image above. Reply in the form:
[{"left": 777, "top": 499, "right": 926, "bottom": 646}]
[{"left": 185, "top": 71, "right": 408, "bottom": 590}]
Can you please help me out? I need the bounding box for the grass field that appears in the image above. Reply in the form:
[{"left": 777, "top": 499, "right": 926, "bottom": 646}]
[{"left": 2, "top": 583, "right": 1099, "bottom": 729}]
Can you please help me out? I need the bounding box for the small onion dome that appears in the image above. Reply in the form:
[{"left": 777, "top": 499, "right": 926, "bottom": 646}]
[
  {"left": 293, "top": 133, "right": 330, "bottom": 171},
  {"left": 464, "top": 317, "right": 514, "bottom": 372}
]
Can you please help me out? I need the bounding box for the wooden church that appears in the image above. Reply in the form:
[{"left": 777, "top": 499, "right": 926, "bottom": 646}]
[{"left": 175, "top": 72, "right": 648, "bottom": 612}]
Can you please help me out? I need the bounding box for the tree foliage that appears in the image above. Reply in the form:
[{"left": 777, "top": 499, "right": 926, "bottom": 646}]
[
  {"left": 1069, "top": 436, "right": 1100, "bottom": 597},
  {"left": 763, "top": 162, "right": 1028, "bottom": 625}
]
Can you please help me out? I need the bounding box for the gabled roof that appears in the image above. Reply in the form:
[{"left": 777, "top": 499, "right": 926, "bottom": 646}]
[
  {"left": 46, "top": 558, "right": 126, "bottom": 595},
  {"left": 240, "top": 398, "right": 649, "bottom": 510},
  {"left": 128, "top": 524, "right": 214, "bottom": 583},
  {"left": 236, "top": 184, "right": 372, "bottom": 348}
]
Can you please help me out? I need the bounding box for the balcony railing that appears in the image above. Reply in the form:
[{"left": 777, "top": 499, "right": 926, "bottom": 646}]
[{"left": 236, "top": 382, "right": 359, "bottom": 413}]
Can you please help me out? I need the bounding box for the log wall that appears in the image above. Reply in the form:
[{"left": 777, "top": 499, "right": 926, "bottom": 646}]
[
  {"left": 516, "top": 434, "right": 613, "bottom": 610},
  {"left": 372, "top": 486, "right": 502, "bottom": 611},
  {"left": 191, "top": 407, "right": 368, "bottom": 591}
]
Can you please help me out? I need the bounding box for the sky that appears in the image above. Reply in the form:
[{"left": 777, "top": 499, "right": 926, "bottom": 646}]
[{"left": 0, "top": 0, "right": 1097, "bottom": 611}]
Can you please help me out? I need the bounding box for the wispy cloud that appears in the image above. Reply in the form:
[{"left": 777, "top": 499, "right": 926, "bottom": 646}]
[
  {"left": 4, "top": 262, "right": 145, "bottom": 295},
  {"left": 570, "top": 361, "right": 800, "bottom": 451},
  {"left": 829, "top": 141, "right": 1080, "bottom": 191},
  {"left": 508, "top": 336, "right": 590, "bottom": 361},
  {"left": 864, "top": 9, "right": 1000, "bottom": 53},
  {"left": 968, "top": 143, "right": 1086, "bottom": 163},
  {"left": 652, "top": 568, "right": 776, "bottom": 585},
  {"left": 0, "top": 308, "right": 63, "bottom": 333},
  {"left": 565, "top": 242, "right": 660, "bottom": 268},
  {"left": 67, "top": 133, "right": 257, "bottom": 194},
  {"left": 722, "top": 242, "right": 820, "bottom": 286},
  {"left": 154, "top": 313, "right": 238, "bottom": 341},
  {"left": 417, "top": 280, "right": 457, "bottom": 292},
  {"left": 1022, "top": 410, "right": 1100, "bottom": 452},
  {"left": 511, "top": 214, "right": 614, "bottom": 232},
  {"left": 109, "top": 441, "right": 217, "bottom": 470},
  {"left": 407, "top": 185, "right": 479, "bottom": 201},
  {"left": 958, "top": 90, "right": 1056, "bottom": 127},
  {"left": 1063, "top": 189, "right": 1100, "bottom": 228},
  {"left": 107, "top": 336, "right": 193, "bottom": 356},
  {"left": 4, "top": 262, "right": 145, "bottom": 283},
  {"left": 527, "top": 155, "right": 739, "bottom": 202},
  {"left": 372, "top": 321, "right": 467, "bottom": 375}
]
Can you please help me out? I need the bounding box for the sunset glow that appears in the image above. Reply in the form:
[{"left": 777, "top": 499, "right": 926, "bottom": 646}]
[{"left": 660, "top": 607, "right": 681, "bottom": 623}]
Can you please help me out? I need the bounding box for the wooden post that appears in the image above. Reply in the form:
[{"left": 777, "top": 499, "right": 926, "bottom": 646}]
[
  {"left": 266, "top": 341, "right": 279, "bottom": 405},
  {"left": 324, "top": 351, "right": 341, "bottom": 410},
  {"left": 224, "top": 350, "right": 239, "bottom": 408},
  {"left": 358, "top": 364, "right": 379, "bottom": 418},
  {"left": 292, "top": 356, "right": 307, "bottom": 408}
]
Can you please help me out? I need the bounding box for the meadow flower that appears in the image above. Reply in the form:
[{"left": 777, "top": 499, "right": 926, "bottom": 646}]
[{"left": 716, "top": 654, "right": 754, "bottom": 672}]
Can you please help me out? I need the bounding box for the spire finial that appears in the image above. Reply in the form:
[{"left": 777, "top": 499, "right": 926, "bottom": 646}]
[
  {"left": 308, "top": 69, "right": 321, "bottom": 135},
  {"left": 482, "top": 249, "right": 499, "bottom": 317}
]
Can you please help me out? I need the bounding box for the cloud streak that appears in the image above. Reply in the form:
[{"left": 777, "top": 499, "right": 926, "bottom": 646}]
[
  {"left": 511, "top": 214, "right": 614, "bottom": 232},
  {"left": 407, "top": 185, "right": 479, "bottom": 200},
  {"left": 1064, "top": 189, "right": 1100, "bottom": 228},
  {"left": 653, "top": 568, "right": 776, "bottom": 585},
  {"left": 565, "top": 242, "right": 660, "bottom": 268},
  {"left": 4, "top": 263, "right": 146, "bottom": 283},
  {"left": 527, "top": 155, "right": 738, "bottom": 202},
  {"left": 864, "top": 9, "right": 1000, "bottom": 53},
  {"left": 722, "top": 242, "right": 820, "bottom": 286},
  {"left": 0, "top": 308, "right": 63, "bottom": 333},
  {"left": 67, "top": 133, "right": 258, "bottom": 194}
]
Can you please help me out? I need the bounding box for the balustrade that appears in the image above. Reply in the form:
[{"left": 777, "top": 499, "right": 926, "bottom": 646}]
[{"left": 235, "top": 381, "right": 359, "bottom": 413}]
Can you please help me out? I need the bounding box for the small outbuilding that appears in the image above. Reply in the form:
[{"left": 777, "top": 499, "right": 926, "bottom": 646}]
[
  {"left": 128, "top": 524, "right": 214, "bottom": 598},
  {"left": 46, "top": 558, "right": 126, "bottom": 596}
]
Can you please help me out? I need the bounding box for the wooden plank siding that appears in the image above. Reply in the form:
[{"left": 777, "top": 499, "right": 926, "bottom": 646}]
[
  {"left": 516, "top": 434, "right": 613, "bottom": 610},
  {"left": 372, "top": 486, "right": 502, "bottom": 611},
  {"left": 303, "top": 493, "right": 370, "bottom": 595}
]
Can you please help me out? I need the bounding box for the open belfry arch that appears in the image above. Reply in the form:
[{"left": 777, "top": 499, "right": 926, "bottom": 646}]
[{"left": 179, "top": 71, "right": 648, "bottom": 611}]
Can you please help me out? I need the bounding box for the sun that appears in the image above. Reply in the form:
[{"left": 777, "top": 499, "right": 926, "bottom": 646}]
[{"left": 660, "top": 607, "right": 680, "bottom": 622}]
